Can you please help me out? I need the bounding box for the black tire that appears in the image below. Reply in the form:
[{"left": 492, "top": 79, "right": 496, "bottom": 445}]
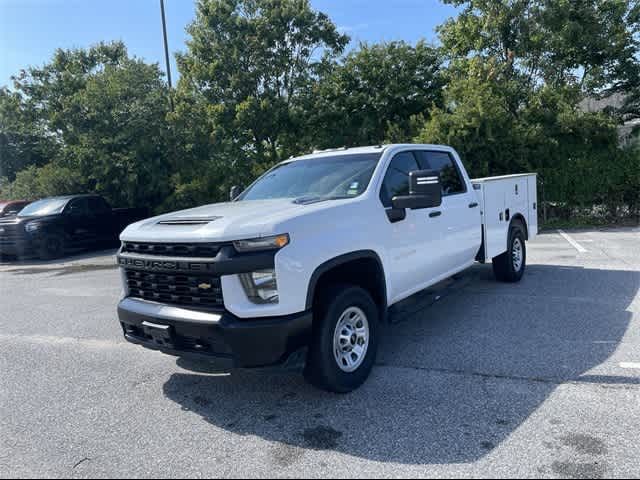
[
  {"left": 305, "top": 284, "right": 380, "bottom": 394},
  {"left": 39, "top": 233, "right": 65, "bottom": 260},
  {"left": 492, "top": 222, "right": 526, "bottom": 282}
]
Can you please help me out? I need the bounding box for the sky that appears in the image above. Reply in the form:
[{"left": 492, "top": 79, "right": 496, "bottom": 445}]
[{"left": 0, "top": 0, "right": 459, "bottom": 88}]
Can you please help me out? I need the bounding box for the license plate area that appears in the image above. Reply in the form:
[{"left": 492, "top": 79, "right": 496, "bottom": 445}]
[{"left": 142, "top": 321, "right": 173, "bottom": 346}]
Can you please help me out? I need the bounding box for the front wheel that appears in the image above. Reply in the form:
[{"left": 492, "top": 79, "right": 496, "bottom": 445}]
[
  {"left": 305, "top": 284, "right": 380, "bottom": 393},
  {"left": 492, "top": 223, "right": 526, "bottom": 282},
  {"left": 39, "top": 233, "right": 65, "bottom": 260}
]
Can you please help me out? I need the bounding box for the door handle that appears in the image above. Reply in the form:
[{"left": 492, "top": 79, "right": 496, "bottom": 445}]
[
  {"left": 429, "top": 211, "right": 442, "bottom": 218},
  {"left": 469, "top": 202, "right": 479, "bottom": 208}
]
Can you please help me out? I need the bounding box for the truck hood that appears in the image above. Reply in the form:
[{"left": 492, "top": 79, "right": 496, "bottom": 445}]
[{"left": 121, "top": 198, "right": 331, "bottom": 243}]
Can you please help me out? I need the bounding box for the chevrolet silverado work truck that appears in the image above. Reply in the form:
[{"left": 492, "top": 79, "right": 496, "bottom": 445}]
[{"left": 117, "top": 144, "right": 538, "bottom": 392}]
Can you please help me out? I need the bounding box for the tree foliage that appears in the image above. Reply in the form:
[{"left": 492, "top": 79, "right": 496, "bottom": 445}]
[
  {"left": 60, "top": 58, "right": 173, "bottom": 206},
  {"left": 1, "top": 0, "right": 638, "bottom": 222},
  {"left": 177, "top": 0, "right": 348, "bottom": 165},
  {"left": 423, "top": 0, "right": 640, "bottom": 220},
  {"left": 0, "top": 42, "right": 172, "bottom": 207},
  {"left": 306, "top": 41, "right": 444, "bottom": 149},
  {"left": 439, "top": 0, "right": 640, "bottom": 94},
  {"left": 0, "top": 88, "right": 54, "bottom": 181}
]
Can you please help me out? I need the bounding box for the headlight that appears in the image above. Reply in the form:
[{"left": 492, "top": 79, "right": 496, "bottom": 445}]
[
  {"left": 239, "top": 269, "right": 279, "bottom": 304},
  {"left": 233, "top": 234, "right": 289, "bottom": 253},
  {"left": 25, "top": 222, "right": 42, "bottom": 233}
]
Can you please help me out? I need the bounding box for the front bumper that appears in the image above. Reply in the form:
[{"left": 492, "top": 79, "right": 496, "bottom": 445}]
[
  {"left": 0, "top": 237, "right": 35, "bottom": 257},
  {"left": 118, "top": 297, "right": 312, "bottom": 368}
]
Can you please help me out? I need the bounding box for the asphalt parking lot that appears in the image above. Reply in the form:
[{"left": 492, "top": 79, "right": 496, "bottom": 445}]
[{"left": 1, "top": 228, "right": 639, "bottom": 478}]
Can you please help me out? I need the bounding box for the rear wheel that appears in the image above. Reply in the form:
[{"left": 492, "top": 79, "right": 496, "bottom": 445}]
[
  {"left": 492, "top": 223, "right": 526, "bottom": 282},
  {"left": 39, "top": 233, "right": 65, "bottom": 260},
  {"left": 305, "top": 284, "right": 379, "bottom": 393}
]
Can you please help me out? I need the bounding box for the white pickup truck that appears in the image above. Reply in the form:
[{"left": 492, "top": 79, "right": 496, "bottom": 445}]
[{"left": 117, "top": 144, "right": 537, "bottom": 392}]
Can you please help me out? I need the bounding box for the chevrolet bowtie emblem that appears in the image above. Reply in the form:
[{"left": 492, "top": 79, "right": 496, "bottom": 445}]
[{"left": 198, "top": 283, "right": 212, "bottom": 290}]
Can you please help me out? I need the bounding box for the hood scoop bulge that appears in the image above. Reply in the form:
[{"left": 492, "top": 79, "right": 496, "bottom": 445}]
[{"left": 157, "top": 216, "right": 222, "bottom": 226}]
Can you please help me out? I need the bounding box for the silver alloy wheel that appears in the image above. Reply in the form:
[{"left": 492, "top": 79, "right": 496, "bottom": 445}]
[
  {"left": 512, "top": 237, "right": 524, "bottom": 272},
  {"left": 333, "top": 306, "right": 370, "bottom": 373}
]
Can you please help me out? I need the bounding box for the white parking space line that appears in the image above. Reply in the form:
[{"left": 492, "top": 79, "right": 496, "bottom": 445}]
[
  {"left": 620, "top": 362, "right": 640, "bottom": 370},
  {"left": 557, "top": 229, "right": 588, "bottom": 253}
]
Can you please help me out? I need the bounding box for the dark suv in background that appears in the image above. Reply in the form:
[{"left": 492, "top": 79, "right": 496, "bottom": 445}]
[{"left": 0, "top": 194, "right": 148, "bottom": 260}]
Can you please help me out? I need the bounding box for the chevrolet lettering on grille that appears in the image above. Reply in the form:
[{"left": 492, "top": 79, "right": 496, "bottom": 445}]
[{"left": 117, "top": 256, "right": 216, "bottom": 273}]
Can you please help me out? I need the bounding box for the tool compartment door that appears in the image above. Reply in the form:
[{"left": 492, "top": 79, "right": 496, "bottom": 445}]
[{"left": 479, "top": 181, "right": 509, "bottom": 259}]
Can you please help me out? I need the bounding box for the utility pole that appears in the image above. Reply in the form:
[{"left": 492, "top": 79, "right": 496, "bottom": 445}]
[{"left": 160, "top": 0, "right": 174, "bottom": 110}]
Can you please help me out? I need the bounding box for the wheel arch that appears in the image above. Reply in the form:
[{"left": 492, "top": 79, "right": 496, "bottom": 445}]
[
  {"left": 510, "top": 213, "right": 529, "bottom": 240},
  {"left": 305, "top": 250, "right": 388, "bottom": 319}
]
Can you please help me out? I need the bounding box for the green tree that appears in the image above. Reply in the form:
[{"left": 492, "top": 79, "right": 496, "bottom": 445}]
[
  {"left": 416, "top": 58, "right": 529, "bottom": 177},
  {"left": 1, "top": 164, "right": 84, "bottom": 200},
  {"left": 60, "top": 59, "right": 173, "bottom": 206},
  {"left": 416, "top": 58, "right": 636, "bottom": 219},
  {"left": 177, "top": 0, "right": 348, "bottom": 166},
  {"left": 11, "top": 42, "right": 129, "bottom": 139},
  {"left": 162, "top": 0, "right": 349, "bottom": 209},
  {"left": 439, "top": 0, "right": 640, "bottom": 95},
  {"left": 306, "top": 41, "right": 444, "bottom": 149},
  {"left": 1, "top": 42, "right": 129, "bottom": 186},
  {"left": 2, "top": 42, "right": 172, "bottom": 207},
  {"left": 0, "top": 88, "right": 55, "bottom": 181},
  {"left": 425, "top": 0, "right": 640, "bottom": 222}
]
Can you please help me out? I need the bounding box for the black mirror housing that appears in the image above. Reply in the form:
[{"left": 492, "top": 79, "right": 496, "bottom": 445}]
[{"left": 391, "top": 169, "right": 442, "bottom": 210}]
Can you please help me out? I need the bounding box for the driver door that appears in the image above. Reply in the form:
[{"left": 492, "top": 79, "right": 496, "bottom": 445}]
[{"left": 379, "top": 151, "right": 446, "bottom": 302}]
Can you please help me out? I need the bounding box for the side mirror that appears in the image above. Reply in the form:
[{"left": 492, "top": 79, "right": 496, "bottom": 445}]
[
  {"left": 392, "top": 169, "right": 442, "bottom": 210},
  {"left": 230, "top": 185, "right": 242, "bottom": 201}
]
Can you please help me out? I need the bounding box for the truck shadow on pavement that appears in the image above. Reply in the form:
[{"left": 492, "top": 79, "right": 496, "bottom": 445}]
[{"left": 162, "top": 263, "right": 638, "bottom": 465}]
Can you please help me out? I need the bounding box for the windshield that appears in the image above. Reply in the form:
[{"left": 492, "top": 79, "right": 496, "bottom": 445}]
[
  {"left": 239, "top": 153, "right": 382, "bottom": 202},
  {"left": 18, "top": 198, "right": 69, "bottom": 217}
]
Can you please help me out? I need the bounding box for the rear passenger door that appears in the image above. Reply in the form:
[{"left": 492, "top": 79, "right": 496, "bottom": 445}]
[
  {"left": 416, "top": 150, "right": 481, "bottom": 274},
  {"left": 87, "top": 197, "right": 115, "bottom": 245},
  {"left": 64, "top": 198, "right": 92, "bottom": 248}
]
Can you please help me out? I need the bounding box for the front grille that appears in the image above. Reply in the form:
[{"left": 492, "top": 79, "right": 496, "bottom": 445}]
[
  {"left": 0, "top": 224, "right": 21, "bottom": 246},
  {"left": 124, "top": 270, "right": 224, "bottom": 310},
  {"left": 121, "top": 241, "right": 223, "bottom": 258}
]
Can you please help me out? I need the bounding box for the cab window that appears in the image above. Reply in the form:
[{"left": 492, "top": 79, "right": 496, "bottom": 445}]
[
  {"left": 88, "top": 197, "right": 111, "bottom": 214},
  {"left": 416, "top": 151, "right": 466, "bottom": 196},
  {"left": 66, "top": 198, "right": 89, "bottom": 216},
  {"left": 379, "top": 151, "right": 420, "bottom": 208}
]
